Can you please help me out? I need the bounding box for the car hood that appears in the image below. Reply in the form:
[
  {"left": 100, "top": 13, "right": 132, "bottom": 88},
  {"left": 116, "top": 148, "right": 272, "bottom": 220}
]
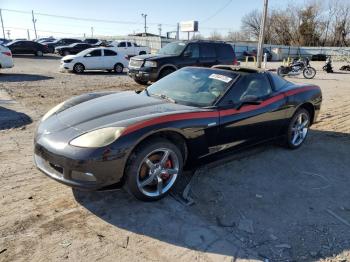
[
  {"left": 61, "top": 55, "right": 77, "bottom": 61},
  {"left": 54, "top": 91, "right": 198, "bottom": 132},
  {"left": 132, "top": 53, "right": 174, "bottom": 61}
]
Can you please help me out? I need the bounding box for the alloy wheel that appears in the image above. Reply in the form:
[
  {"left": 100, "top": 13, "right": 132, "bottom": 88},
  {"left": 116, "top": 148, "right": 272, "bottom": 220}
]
[
  {"left": 136, "top": 148, "right": 179, "bottom": 197},
  {"left": 290, "top": 112, "right": 309, "bottom": 146}
]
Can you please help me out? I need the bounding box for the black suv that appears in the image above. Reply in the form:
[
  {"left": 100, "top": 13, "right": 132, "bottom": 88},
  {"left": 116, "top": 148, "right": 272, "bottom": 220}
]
[{"left": 128, "top": 40, "right": 237, "bottom": 85}]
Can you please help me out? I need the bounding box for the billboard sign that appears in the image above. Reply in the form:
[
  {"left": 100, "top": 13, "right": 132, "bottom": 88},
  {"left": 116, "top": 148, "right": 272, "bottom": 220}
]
[{"left": 180, "top": 21, "right": 199, "bottom": 32}]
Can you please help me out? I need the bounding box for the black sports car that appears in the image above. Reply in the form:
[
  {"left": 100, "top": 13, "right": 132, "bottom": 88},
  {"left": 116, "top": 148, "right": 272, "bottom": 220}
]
[
  {"left": 55, "top": 43, "right": 92, "bottom": 56},
  {"left": 34, "top": 66, "right": 322, "bottom": 201}
]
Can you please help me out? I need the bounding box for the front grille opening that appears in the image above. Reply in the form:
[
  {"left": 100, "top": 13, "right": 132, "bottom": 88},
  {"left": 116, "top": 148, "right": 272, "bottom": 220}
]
[{"left": 49, "top": 163, "right": 63, "bottom": 174}]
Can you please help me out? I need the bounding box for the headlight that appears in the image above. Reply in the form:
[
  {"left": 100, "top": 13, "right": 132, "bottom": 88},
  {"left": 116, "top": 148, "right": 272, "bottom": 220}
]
[
  {"left": 144, "top": 61, "right": 157, "bottom": 67},
  {"left": 63, "top": 59, "right": 73, "bottom": 63},
  {"left": 69, "top": 127, "right": 125, "bottom": 148},
  {"left": 41, "top": 102, "right": 65, "bottom": 122}
]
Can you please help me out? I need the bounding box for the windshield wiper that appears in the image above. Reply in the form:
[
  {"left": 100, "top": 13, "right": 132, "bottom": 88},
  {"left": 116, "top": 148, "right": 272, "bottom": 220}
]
[{"left": 151, "top": 93, "right": 176, "bottom": 103}]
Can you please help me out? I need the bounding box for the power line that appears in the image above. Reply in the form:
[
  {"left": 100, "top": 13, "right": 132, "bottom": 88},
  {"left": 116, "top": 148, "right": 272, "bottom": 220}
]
[
  {"left": 1, "top": 8, "right": 176, "bottom": 27},
  {"left": 201, "top": 0, "right": 232, "bottom": 23}
]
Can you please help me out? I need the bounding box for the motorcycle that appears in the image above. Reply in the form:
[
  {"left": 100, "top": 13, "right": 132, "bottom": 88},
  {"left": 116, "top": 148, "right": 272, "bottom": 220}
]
[
  {"left": 323, "top": 56, "right": 333, "bottom": 73},
  {"left": 277, "top": 57, "right": 316, "bottom": 79}
]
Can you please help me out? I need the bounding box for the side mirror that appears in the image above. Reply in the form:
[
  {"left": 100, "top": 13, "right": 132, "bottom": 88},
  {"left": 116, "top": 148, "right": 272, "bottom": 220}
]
[{"left": 183, "top": 51, "right": 192, "bottom": 57}]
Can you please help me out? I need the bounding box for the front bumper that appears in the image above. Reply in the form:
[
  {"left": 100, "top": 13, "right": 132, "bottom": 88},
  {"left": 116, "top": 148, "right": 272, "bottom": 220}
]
[
  {"left": 34, "top": 139, "right": 127, "bottom": 190},
  {"left": 128, "top": 67, "right": 158, "bottom": 82},
  {"left": 60, "top": 62, "right": 73, "bottom": 71}
]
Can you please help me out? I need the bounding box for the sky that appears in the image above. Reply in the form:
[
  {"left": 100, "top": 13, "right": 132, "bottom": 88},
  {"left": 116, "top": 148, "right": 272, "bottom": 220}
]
[{"left": 1, "top": 0, "right": 306, "bottom": 40}]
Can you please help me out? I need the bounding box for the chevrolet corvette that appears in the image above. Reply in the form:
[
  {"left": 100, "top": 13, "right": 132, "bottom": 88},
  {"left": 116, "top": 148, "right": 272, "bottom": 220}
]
[{"left": 34, "top": 66, "right": 322, "bottom": 201}]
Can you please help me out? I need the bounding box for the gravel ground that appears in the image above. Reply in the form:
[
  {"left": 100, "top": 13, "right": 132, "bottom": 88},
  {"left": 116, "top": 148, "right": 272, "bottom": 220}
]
[{"left": 0, "top": 54, "right": 349, "bottom": 262}]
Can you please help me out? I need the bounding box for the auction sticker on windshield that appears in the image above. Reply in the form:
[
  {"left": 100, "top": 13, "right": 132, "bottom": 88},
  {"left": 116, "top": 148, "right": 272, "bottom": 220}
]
[{"left": 209, "top": 74, "right": 232, "bottom": 83}]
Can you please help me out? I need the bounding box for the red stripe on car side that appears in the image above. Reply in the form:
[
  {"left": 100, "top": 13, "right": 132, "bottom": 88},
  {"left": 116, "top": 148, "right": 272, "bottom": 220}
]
[
  {"left": 122, "top": 111, "right": 219, "bottom": 135},
  {"left": 122, "top": 86, "right": 319, "bottom": 136}
]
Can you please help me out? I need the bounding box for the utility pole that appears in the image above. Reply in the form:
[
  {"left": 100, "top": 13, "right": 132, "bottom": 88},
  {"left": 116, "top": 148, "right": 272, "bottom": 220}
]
[
  {"left": 32, "top": 10, "right": 38, "bottom": 39},
  {"left": 141, "top": 13, "right": 147, "bottom": 34},
  {"left": 158, "top": 24, "right": 162, "bottom": 37},
  {"left": 27, "top": 29, "right": 30, "bottom": 40},
  {"left": 91, "top": 27, "right": 94, "bottom": 38},
  {"left": 176, "top": 23, "right": 180, "bottom": 40},
  {"left": 0, "top": 9, "right": 5, "bottom": 39},
  {"left": 256, "top": 0, "right": 268, "bottom": 68}
]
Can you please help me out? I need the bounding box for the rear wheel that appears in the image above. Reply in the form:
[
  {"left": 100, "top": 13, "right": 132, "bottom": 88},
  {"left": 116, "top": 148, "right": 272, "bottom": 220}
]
[
  {"left": 114, "top": 63, "right": 124, "bottom": 73},
  {"left": 303, "top": 67, "right": 316, "bottom": 79},
  {"left": 36, "top": 50, "right": 43, "bottom": 56},
  {"left": 73, "top": 63, "right": 85, "bottom": 74},
  {"left": 139, "top": 51, "right": 146, "bottom": 55},
  {"left": 124, "top": 138, "right": 183, "bottom": 201},
  {"left": 285, "top": 108, "right": 310, "bottom": 149}
]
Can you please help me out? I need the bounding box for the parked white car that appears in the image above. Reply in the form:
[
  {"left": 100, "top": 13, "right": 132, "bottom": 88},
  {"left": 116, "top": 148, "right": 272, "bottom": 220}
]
[
  {"left": 110, "top": 40, "right": 150, "bottom": 57},
  {"left": 60, "top": 47, "right": 128, "bottom": 73},
  {"left": 0, "top": 45, "right": 14, "bottom": 70}
]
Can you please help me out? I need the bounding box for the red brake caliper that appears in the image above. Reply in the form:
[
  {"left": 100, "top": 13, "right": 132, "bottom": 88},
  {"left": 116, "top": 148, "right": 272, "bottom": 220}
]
[{"left": 161, "top": 160, "right": 172, "bottom": 180}]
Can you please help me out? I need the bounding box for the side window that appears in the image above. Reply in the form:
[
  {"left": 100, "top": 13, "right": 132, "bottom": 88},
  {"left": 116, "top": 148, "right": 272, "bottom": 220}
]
[
  {"left": 104, "top": 49, "right": 117, "bottom": 56},
  {"left": 216, "top": 44, "right": 234, "bottom": 59},
  {"left": 200, "top": 44, "right": 216, "bottom": 58},
  {"left": 184, "top": 44, "right": 199, "bottom": 58},
  {"left": 127, "top": 42, "right": 132, "bottom": 47},
  {"left": 118, "top": 42, "right": 126, "bottom": 47},
  {"left": 223, "top": 73, "right": 272, "bottom": 104},
  {"left": 87, "top": 50, "right": 102, "bottom": 57},
  {"left": 269, "top": 73, "right": 288, "bottom": 91}
]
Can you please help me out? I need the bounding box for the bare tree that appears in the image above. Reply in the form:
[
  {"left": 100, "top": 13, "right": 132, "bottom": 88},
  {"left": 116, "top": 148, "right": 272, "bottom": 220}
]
[{"left": 208, "top": 30, "right": 223, "bottom": 40}]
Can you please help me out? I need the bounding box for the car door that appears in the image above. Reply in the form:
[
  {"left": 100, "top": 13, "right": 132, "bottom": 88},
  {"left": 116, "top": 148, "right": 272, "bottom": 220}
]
[
  {"left": 83, "top": 49, "right": 103, "bottom": 69},
  {"left": 217, "top": 73, "right": 287, "bottom": 151},
  {"left": 103, "top": 49, "right": 119, "bottom": 69},
  {"left": 199, "top": 43, "right": 217, "bottom": 67},
  {"left": 127, "top": 42, "right": 134, "bottom": 55},
  {"left": 117, "top": 42, "right": 129, "bottom": 56},
  {"left": 178, "top": 43, "right": 200, "bottom": 68}
]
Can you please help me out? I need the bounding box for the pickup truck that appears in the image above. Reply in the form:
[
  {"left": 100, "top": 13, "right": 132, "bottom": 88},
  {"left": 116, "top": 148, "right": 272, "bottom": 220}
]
[{"left": 109, "top": 40, "right": 150, "bottom": 57}]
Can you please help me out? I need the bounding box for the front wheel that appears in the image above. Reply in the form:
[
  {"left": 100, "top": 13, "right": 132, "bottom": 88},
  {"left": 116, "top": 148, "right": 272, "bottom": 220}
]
[
  {"left": 303, "top": 67, "right": 316, "bottom": 79},
  {"left": 124, "top": 138, "right": 183, "bottom": 201},
  {"left": 134, "top": 79, "right": 148, "bottom": 85},
  {"left": 73, "top": 63, "right": 85, "bottom": 74},
  {"left": 285, "top": 108, "right": 310, "bottom": 149}
]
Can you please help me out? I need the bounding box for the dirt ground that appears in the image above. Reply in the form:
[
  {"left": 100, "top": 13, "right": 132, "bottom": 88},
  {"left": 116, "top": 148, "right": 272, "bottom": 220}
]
[{"left": 0, "top": 55, "right": 349, "bottom": 262}]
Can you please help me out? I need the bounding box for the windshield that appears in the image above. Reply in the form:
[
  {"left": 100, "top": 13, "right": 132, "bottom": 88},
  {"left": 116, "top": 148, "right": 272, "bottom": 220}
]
[
  {"left": 145, "top": 67, "right": 237, "bottom": 107},
  {"left": 77, "top": 48, "right": 95, "bottom": 56},
  {"left": 158, "top": 42, "right": 187, "bottom": 55}
]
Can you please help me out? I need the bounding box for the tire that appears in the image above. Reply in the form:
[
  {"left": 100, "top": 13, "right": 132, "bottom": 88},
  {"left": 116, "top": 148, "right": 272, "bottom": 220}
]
[
  {"left": 36, "top": 50, "right": 43, "bottom": 56},
  {"left": 303, "top": 67, "right": 316, "bottom": 79},
  {"left": 158, "top": 68, "right": 175, "bottom": 80},
  {"left": 277, "top": 67, "right": 285, "bottom": 77},
  {"left": 284, "top": 108, "right": 310, "bottom": 149},
  {"left": 63, "top": 50, "right": 70, "bottom": 56},
  {"left": 134, "top": 79, "right": 148, "bottom": 85},
  {"left": 139, "top": 51, "right": 146, "bottom": 55},
  {"left": 114, "top": 63, "right": 124, "bottom": 73},
  {"left": 124, "top": 138, "right": 183, "bottom": 201},
  {"left": 73, "top": 63, "right": 85, "bottom": 74}
]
